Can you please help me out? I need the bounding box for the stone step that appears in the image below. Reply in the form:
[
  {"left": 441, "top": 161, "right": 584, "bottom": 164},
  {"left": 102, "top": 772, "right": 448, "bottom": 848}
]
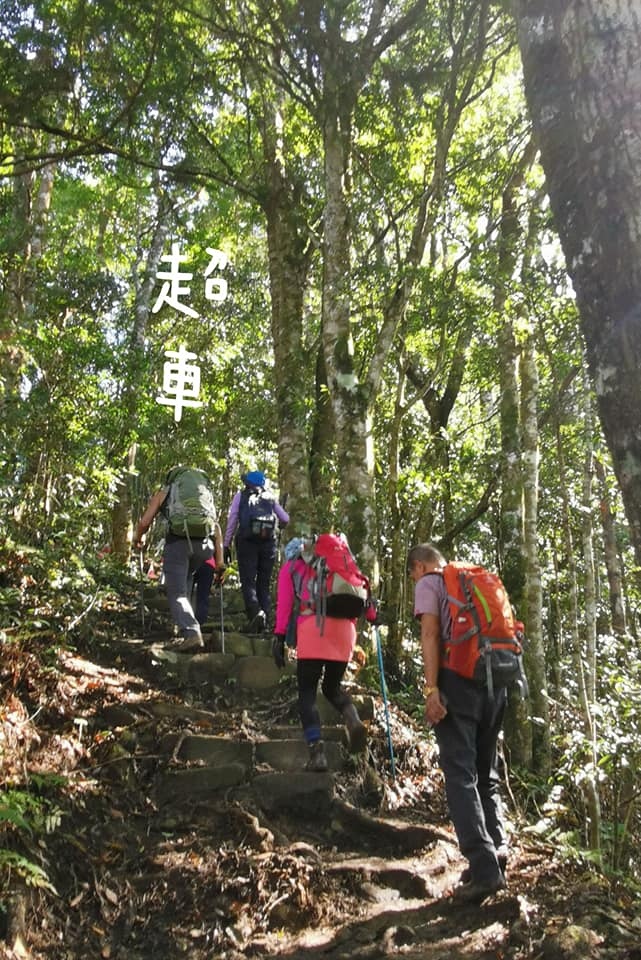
[
  {"left": 146, "top": 646, "right": 297, "bottom": 690},
  {"left": 251, "top": 771, "right": 335, "bottom": 816},
  {"left": 154, "top": 743, "right": 350, "bottom": 805},
  {"left": 206, "top": 632, "right": 273, "bottom": 658},
  {"left": 147, "top": 646, "right": 236, "bottom": 683},
  {"left": 159, "top": 733, "right": 254, "bottom": 767},
  {"left": 156, "top": 763, "right": 248, "bottom": 804},
  {"left": 268, "top": 724, "right": 347, "bottom": 744},
  {"left": 255, "top": 738, "right": 344, "bottom": 773},
  {"left": 158, "top": 733, "right": 347, "bottom": 774}
]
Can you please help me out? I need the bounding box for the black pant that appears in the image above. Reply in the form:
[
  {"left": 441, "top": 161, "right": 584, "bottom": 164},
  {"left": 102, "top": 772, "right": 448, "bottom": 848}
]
[
  {"left": 235, "top": 535, "right": 276, "bottom": 617},
  {"left": 297, "top": 658, "right": 352, "bottom": 744},
  {"left": 433, "top": 689, "right": 507, "bottom": 885}
]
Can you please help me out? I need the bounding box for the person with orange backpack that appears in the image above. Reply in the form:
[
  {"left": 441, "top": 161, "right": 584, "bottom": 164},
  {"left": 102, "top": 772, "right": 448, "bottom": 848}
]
[
  {"left": 272, "top": 534, "right": 375, "bottom": 771},
  {"left": 408, "top": 542, "right": 527, "bottom": 904}
]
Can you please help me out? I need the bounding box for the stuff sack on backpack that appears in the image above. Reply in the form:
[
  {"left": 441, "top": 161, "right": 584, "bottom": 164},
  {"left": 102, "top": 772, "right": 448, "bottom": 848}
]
[
  {"left": 164, "top": 467, "right": 217, "bottom": 539},
  {"left": 307, "top": 533, "right": 370, "bottom": 622},
  {"left": 238, "top": 488, "right": 277, "bottom": 542},
  {"left": 441, "top": 562, "right": 526, "bottom": 696}
]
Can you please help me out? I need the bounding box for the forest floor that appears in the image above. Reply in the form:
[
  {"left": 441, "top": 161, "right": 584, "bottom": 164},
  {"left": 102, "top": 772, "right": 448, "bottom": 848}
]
[{"left": 1, "top": 577, "right": 640, "bottom": 960}]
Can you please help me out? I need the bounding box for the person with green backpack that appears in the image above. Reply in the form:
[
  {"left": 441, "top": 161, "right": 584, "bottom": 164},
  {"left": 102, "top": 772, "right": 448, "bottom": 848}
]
[{"left": 135, "top": 466, "right": 224, "bottom": 651}]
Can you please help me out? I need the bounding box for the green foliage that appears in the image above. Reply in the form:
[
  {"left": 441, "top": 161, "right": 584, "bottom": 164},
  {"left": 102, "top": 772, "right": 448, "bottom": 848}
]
[
  {"left": 0, "top": 785, "right": 64, "bottom": 837},
  {"left": 0, "top": 777, "right": 66, "bottom": 897},
  {"left": 0, "top": 850, "right": 57, "bottom": 893},
  {"left": 1, "top": 0, "right": 640, "bottom": 891},
  {"left": 0, "top": 540, "right": 108, "bottom": 642}
]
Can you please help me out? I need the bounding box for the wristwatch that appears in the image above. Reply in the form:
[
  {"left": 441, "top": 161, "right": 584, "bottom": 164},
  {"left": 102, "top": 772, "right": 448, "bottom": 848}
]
[{"left": 423, "top": 684, "right": 439, "bottom": 698}]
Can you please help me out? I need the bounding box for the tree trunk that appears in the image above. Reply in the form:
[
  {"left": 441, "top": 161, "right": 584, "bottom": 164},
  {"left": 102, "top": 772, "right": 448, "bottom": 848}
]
[
  {"left": 514, "top": 0, "right": 641, "bottom": 565},
  {"left": 556, "top": 400, "right": 602, "bottom": 855},
  {"left": 384, "top": 358, "right": 411, "bottom": 669},
  {"left": 321, "top": 95, "right": 377, "bottom": 569},
  {"left": 111, "top": 183, "right": 171, "bottom": 560},
  {"left": 595, "top": 456, "right": 627, "bottom": 636},
  {"left": 581, "top": 369, "right": 598, "bottom": 704},
  {"left": 521, "top": 324, "right": 550, "bottom": 776},
  {"left": 309, "top": 342, "right": 335, "bottom": 528},
  {"left": 495, "top": 143, "right": 536, "bottom": 767},
  {"left": 264, "top": 188, "right": 314, "bottom": 529}
]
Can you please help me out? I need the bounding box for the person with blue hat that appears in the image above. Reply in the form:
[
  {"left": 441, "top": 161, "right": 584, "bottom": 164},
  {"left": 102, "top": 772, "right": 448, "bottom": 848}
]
[{"left": 223, "top": 469, "right": 289, "bottom": 632}]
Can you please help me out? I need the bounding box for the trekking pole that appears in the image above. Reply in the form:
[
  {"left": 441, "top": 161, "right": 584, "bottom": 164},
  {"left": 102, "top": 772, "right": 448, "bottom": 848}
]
[
  {"left": 138, "top": 547, "right": 146, "bottom": 637},
  {"left": 374, "top": 624, "right": 396, "bottom": 780},
  {"left": 277, "top": 491, "right": 289, "bottom": 566},
  {"left": 219, "top": 579, "right": 225, "bottom": 654}
]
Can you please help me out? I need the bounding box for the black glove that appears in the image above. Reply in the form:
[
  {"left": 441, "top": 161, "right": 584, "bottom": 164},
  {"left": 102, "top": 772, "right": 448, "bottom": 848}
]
[
  {"left": 272, "top": 634, "right": 286, "bottom": 669},
  {"left": 224, "top": 546, "right": 233, "bottom": 565}
]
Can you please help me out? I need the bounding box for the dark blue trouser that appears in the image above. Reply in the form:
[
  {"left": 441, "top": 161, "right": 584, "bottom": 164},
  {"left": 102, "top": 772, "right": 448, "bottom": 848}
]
[
  {"left": 297, "top": 659, "right": 352, "bottom": 744},
  {"left": 235, "top": 535, "right": 277, "bottom": 618},
  {"left": 433, "top": 692, "right": 507, "bottom": 885}
]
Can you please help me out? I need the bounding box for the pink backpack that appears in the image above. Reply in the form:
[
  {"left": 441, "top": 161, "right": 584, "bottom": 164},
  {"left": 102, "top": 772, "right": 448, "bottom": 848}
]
[{"left": 303, "top": 533, "right": 370, "bottom": 625}]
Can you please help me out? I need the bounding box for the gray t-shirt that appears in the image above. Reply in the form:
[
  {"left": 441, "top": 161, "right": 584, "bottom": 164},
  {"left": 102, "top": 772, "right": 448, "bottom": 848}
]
[{"left": 413, "top": 572, "right": 452, "bottom": 640}]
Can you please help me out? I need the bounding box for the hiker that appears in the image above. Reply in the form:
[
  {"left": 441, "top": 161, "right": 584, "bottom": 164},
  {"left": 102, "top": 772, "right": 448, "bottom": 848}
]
[
  {"left": 272, "top": 535, "right": 371, "bottom": 772},
  {"left": 223, "top": 470, "right": 289, "bottom": 632},
  {"left": 408, "top": 542, "right": 508, "bottom": 903},
  {"left": 134, "top": 466, "right": 224, "bottom": 651}
]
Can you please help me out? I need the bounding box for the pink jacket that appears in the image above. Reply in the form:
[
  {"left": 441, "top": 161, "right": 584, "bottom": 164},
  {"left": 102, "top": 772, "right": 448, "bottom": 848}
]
[{"left": 274, "top": 558, "right": 357, "bottom": 662}]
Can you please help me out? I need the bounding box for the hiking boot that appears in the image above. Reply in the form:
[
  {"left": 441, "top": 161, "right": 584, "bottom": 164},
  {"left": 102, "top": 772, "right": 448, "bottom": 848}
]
[
  {"left": 452, "top": 874, "right": 506, "bottom": 904},
  {"left": 245, "top": 610, "right": 266, "bottom": 634},
  {"left": 171, "top": 630, "right": 204, "bottom": 653},
  {"left": 342, "top": 703, "right": 367, "bottom": 753},
  {"left": 459, "top": 851, "right": 507, "bottom": 885},
  {"left": 305, "top": 741, "right": 329, "bottom": 773}
]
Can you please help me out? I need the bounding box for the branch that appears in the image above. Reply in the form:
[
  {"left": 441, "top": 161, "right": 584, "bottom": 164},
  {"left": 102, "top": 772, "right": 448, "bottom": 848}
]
[{"left": 438, "top": 468, "right": 500, "bottom": 550}]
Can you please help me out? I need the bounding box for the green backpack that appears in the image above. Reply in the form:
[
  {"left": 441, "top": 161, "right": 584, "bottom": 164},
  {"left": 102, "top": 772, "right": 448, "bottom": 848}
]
[{"left": 163, "top": 467, "right": 217, "bottom": 539}]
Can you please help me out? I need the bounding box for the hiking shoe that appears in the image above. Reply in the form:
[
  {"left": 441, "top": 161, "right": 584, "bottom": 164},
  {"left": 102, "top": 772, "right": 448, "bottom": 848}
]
[
  {"left": 305, "top": 741, "right": 329, "bottom": 773},
  {"left": 342, "top": 703, "right": 367, "bottom": 753},
  {"left": 171, "top": 631, "right": 204, "bottom": 653},
  {"left": 459, "top": 851, "right": 507, "bottom": 885},
  {"left": 452, "top": 875, "right": 505, "bottom": 904}
]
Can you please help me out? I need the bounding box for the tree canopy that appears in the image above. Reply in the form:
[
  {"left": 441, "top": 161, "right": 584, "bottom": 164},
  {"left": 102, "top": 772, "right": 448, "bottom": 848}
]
[{"left": 2, "top": 0, "right": 641, "bottom": 886}]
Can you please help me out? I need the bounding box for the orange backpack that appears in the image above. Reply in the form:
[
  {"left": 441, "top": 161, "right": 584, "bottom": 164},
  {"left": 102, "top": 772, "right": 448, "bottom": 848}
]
[{"left": 441, "top": 562, "right": 527, "bottom": 697}]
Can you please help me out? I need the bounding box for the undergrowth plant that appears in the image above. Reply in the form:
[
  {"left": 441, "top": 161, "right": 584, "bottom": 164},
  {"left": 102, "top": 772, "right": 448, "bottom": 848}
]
[{"left": 0, "top": 777, "right": 67, "bottom": 896}]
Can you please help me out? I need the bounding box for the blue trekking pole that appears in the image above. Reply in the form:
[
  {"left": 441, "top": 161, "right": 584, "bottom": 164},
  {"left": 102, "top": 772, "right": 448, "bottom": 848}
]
[{"left": 374, "top": 624, "right": 396, "bottom": 780}]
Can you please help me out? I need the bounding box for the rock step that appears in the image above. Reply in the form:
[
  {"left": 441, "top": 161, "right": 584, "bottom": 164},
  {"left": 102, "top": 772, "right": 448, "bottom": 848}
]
[
  {"left": 269, "top": 723, "right": 347, "bottom": 743},
  {"left": 326, "top": 851, "right": 458, "bottom": 901},
  {"left": 155, "top": 757, "right": 344, "bottom": 808},
  {"left": 158, "top": 732, "right": 348, "bottom": 771},
  {"left": 145, "top": 645, "right": 376, "bottom": 718}
]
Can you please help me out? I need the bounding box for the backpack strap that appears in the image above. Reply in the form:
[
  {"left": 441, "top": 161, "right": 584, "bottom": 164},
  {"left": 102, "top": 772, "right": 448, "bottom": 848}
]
[{"left": 314, "top": 557, "right": 329, "bottom": 635}]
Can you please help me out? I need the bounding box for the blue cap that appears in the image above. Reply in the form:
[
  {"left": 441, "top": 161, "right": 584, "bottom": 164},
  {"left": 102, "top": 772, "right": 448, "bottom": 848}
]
[
  {"left": 284, "top": 538, "right": 304, "bottom": 561},
  {"left": 245, "top": 470, "right": 266, "bottom": 488}
]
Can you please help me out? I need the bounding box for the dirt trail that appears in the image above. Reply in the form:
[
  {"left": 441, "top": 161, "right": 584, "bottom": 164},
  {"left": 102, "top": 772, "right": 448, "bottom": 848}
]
[{"left": 1, "top": 590, "right": 637, "bottom": 960}]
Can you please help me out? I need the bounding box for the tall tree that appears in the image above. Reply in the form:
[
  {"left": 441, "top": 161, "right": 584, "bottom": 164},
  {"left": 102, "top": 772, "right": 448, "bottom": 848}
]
[{"left": 513, "top": 0, "right": 641, "bottom": 565}]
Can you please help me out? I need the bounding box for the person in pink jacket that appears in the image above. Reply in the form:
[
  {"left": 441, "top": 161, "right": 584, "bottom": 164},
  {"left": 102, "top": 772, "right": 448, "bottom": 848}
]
[{"left": 272, "top": 537, "right": 368, "bottom": 772}]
